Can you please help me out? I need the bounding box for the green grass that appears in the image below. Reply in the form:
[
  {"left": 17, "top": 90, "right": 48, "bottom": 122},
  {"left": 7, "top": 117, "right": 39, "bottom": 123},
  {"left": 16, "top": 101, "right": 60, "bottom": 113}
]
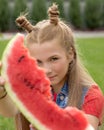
[
  {"left": 0, "top": 116, "right": 15, "bottom": 130},
  {"left": 0, "top": 40, "right": 9, "bottom": 59},
  {"left": 77, "top": 37, "right": 104, "bottom": 93},
  {"left": 0, "top": 37, "right": 104, "bottom": 130},
  {"left": 0, "top": 40, "right": 15, "bottom": 130}
]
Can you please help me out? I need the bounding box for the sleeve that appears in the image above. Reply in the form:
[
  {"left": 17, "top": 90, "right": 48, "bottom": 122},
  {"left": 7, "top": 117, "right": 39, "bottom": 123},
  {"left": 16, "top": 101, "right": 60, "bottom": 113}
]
[{"left": 82, "top": 85, "right": 104, "bottom": 125}]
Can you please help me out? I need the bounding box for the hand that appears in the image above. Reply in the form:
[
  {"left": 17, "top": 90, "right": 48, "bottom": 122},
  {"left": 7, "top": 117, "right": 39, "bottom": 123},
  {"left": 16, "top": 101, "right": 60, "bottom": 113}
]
[
  {"left": 0, "top": 62, "right": 18, "bottom": 117},
  {"left": 29, "top": 124, "right": 38, "bottom": 130},
  {"left": 0, "top": 62, "right": 6, "bottom": 98}
]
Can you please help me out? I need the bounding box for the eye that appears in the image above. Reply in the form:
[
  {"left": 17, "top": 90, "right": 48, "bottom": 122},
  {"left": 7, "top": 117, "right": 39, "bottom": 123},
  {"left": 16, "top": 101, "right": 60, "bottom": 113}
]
[
  {"left": 50, "top": 57, "right": 59, "bottom": 62},
  {"left": 36, "top": 60, "right": 42, "bottom": 66}
]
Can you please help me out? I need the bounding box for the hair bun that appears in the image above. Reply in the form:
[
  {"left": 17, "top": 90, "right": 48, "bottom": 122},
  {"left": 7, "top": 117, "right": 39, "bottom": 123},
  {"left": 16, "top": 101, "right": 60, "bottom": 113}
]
[
  {"left": 48, "top": 3, "right": 60, "bottom": 25},
  {"left": 16, "top": 16, "right": 34, "bottom": 33}
]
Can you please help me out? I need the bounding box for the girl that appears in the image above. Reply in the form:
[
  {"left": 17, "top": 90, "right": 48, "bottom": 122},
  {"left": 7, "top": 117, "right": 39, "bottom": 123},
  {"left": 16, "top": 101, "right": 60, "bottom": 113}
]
[{"left": 0, "top": 3, "right": 104, "bottom": 130}]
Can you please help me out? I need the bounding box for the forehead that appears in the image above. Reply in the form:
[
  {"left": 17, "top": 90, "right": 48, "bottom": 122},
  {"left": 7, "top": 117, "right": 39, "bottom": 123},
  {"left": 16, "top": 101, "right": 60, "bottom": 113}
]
[{"left": 27, "top": 39, "right": 67, "bottom": 59}]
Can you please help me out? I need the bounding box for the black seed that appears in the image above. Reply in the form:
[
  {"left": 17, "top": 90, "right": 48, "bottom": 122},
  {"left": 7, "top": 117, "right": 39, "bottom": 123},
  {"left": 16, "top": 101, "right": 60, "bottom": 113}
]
[
  {"left": 24, "top": 78, "right": 34, "bottom": 89},
  {"left": 30, "top": 85, "right": 34, "bottom": 89},
  {"left": 24, "top": 78, "right": 28, "bottom": 83},
  {"left": 18, "top": 55, "right": 25, "bottom": 62},
  {"left": 26, "top": 81, "right": 31, "bottom": 86}
]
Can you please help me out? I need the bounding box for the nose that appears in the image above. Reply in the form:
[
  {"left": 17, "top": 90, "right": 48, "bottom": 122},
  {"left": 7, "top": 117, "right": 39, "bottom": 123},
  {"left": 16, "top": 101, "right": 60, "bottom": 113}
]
[{"left": 42, "top": 63, "right": 52, "bottom": 74}]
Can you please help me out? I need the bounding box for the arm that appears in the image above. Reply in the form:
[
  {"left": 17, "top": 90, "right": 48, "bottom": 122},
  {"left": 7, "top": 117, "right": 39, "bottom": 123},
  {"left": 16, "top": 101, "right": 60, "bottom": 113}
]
[
  {"left": 0, "top": 93, "right": 18, "bottom": 117},
  {"left": 82, "top": 85, "right": 104, "bottom": 130},
  {"left": 0, "top": 62, "right": 18, "bottom": 117},
  {"left": 86, "top": 114, "right": 99, "bottom": 130},
  {"left": 29, "top": 124, "right": 38, "bottom": 130}
]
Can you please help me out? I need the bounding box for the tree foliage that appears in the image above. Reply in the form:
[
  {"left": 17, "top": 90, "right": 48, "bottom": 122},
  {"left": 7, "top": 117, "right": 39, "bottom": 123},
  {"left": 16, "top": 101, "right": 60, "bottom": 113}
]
[
  {"left": 68, "top": 0, "right": 82, "bottom": 29},
  {"left": 31, "top": 0, "right": 47, "bottom": 24},
  {"left": 84, "top": 0, "right": 102, "bottom": 29},
  {"left": 0, "top": 0, "right": 10, "bottom": 32},
  {"left": 101, "top": 0, "right": 104, "bottom": 28},
  {"left": 0, "top": 0, "right": 104, "bottom": 31},
  {"left": 12, "top": 0, "right": 27, "bottom": 30}
]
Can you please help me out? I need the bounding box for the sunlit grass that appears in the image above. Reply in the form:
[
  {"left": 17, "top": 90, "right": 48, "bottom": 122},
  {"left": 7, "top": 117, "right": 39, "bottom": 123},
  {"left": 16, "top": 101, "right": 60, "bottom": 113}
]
[
  {"left": 77, "top": 37, "right": 104, "bottom": 93},
  {"left": 0, "top": 116, "right": 15, "bottom": 130}
]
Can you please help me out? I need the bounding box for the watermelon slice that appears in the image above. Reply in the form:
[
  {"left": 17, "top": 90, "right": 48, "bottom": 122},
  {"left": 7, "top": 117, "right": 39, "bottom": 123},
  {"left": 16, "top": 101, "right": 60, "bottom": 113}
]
[{"left": 1, "top": 33, "right": 94, "bottom": 130}]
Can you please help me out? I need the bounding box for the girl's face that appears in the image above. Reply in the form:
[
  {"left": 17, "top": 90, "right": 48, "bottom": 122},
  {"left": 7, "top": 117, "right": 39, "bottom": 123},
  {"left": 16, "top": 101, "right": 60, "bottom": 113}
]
[{"left": 28, "top": 39, "right": 74, "bottom": 92}]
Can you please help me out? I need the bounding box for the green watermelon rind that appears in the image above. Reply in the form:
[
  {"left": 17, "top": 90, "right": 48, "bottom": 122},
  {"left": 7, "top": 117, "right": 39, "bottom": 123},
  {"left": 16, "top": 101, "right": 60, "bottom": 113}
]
[{"left": 1, "top": 33, "right": 50, "bottom": 130}]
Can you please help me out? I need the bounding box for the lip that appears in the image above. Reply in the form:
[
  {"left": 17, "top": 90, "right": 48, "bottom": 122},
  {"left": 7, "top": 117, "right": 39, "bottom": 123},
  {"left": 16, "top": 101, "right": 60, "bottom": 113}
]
[{"left": 48, "top": 75, "right": 56, "bottom": 80}]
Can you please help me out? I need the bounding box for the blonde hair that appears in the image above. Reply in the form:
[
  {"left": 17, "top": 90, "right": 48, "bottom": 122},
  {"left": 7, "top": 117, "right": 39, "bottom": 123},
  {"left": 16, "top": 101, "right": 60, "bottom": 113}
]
[{"left": 16, "top": 3, "right": 96, "bottom": 108}]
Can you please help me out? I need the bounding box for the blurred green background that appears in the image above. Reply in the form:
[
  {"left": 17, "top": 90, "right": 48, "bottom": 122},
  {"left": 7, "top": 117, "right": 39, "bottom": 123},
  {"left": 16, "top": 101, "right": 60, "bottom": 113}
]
[{"left": 0, "top": 0, "right": 104, "bottom": 32}]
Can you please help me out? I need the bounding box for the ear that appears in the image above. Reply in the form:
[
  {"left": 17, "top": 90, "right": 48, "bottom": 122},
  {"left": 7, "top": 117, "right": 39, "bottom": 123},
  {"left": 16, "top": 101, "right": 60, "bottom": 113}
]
[{"left": 67, "top": 47, "right": 74, "bottom": 63}]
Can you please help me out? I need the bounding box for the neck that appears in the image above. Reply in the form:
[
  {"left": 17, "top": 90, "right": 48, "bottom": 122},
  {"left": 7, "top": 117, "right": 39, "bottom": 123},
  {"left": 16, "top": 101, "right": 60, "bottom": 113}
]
[{"left": 51, "top": 78, "right": 66, "bottom": 94}]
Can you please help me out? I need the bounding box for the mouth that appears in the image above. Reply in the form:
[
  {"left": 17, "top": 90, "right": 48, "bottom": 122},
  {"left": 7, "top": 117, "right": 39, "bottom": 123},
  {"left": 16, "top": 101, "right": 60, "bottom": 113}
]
[{"left": 48, "top": 75, "right": 56, "bottom": 80}]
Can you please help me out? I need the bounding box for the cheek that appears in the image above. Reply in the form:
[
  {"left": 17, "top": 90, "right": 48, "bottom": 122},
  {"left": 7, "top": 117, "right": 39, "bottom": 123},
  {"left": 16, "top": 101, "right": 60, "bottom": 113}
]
[{"left": 52, "top": 60, "right": 69, "bottom": 74}]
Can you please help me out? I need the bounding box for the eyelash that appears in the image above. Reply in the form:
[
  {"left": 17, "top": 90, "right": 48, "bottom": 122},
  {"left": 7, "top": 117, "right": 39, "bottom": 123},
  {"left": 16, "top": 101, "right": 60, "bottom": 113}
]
[
  {"left": 51, "top": 57, "right": 58, "bottom": 61},
  {"left": 36, "top": 57, "right": 59, "bottom": 65},
  {"left": 37, "top": 60, "right": 42, "bottom": 65}
]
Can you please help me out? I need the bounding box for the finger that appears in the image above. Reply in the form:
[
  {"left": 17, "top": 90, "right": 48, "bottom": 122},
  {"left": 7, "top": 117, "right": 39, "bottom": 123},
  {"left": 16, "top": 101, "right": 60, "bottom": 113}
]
[
  {"left": 0, "top": 62, "right": 2, "bottom": 67},
  {"left": 29, "top": 124, "right": 37, "bottom": 130},
  {"left": 0, "top": 76, "right": 5, "bottom": 85},
  {"left": 0, "top": 62, "right": 2, "bottom": 74}
]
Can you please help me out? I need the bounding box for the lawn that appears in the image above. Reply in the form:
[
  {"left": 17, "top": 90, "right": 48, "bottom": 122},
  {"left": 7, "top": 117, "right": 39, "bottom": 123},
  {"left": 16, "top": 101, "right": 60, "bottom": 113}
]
[
  {"left": 0, "top": 37, "right": 104, "bottom": 130},
  {"left": 77, "top": 37, "right": 104, "bottom": 93}
]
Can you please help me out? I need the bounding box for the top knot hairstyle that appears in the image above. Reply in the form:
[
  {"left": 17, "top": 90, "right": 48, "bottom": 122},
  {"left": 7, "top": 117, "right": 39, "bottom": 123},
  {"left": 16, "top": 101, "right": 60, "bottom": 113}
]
[
  {"left": 48, "top": 3, "right": 60, "bottom": 25},
  {"left": 16, "top": 15, "right": 34, "bottom": 33},
  {"left": 15, "top": 3, "right": 60, "bottom": 33}
]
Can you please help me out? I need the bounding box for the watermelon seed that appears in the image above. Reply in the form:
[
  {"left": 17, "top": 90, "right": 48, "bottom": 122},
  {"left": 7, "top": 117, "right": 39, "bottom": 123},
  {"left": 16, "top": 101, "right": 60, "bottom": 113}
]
[
  {"left": 24, "top": 78, "right": 34, "bottom": 89},
  {"left": 26, "top": 81, "right": 30, "bottom": 86},
  {"left": 30, "top": 85, "right": 34, "bottom": 89},
  {"left": 18, "top": 55, "right": 25, "bottom": 62},
  {"left": 24, "top": 78, "right": 27, "bottom": 82}
]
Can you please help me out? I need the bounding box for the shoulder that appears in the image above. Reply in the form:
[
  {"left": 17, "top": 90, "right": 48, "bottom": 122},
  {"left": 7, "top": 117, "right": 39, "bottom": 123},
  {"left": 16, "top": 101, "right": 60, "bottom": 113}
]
[
  {"left": 82, "top": 85, "right": 104, "bottom": 125},
  {"left": 84, "top": 85, "right": 104, "bottom": 104},
  {"left": 88, "top": 85, "right": 103, "bottom": 95}
]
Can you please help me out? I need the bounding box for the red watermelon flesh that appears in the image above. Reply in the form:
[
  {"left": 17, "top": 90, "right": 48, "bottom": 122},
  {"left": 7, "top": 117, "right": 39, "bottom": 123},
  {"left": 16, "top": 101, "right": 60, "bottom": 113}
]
[{"left": 1, "top": 33, "right": 94, "bottom": 130}]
